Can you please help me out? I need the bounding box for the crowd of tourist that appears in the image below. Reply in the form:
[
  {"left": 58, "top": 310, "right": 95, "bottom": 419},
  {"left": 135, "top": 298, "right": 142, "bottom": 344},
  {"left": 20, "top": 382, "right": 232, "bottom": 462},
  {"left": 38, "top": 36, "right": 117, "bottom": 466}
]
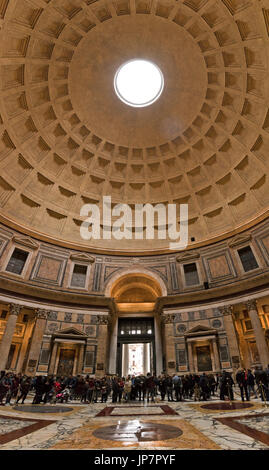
[{"left": 0, "top": 366, "right": 268, "bottom": 406}]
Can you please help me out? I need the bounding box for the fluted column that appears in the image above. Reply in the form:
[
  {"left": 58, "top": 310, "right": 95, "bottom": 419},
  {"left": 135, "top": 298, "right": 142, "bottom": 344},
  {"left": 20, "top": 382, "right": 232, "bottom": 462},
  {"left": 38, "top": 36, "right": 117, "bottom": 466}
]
[
  {"left": 245, "top": 300, "right": 269, "bottom": 368},
  {"left": 0, "top": 304, "right": 21, "bottom": 371},
  {"left": 219, "top": 305, "right": 241, "bottom": 370},
  {"left": 26, "top": 309, "right": 48, "bottom": 376},
  {"left": 162, "top": 314, "right": 176, "bottom": 374},
  {"left": 96, "top": 315, "right": 109, "bottom": 377}
]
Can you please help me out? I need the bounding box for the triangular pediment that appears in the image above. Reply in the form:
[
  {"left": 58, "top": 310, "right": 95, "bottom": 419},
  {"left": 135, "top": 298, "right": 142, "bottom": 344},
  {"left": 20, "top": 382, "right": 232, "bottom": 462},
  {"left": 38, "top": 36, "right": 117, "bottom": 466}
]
[
  {"left": 176, "top": 251, "right": 200, "bottom": 263},
  {"left": 13, "top": 236, "right": 39, "bottom": 250},
  {"left": 55, "top": 327, "right": 87, "bottom": 337},
  {"left": 185, "top": 324, "right": 216, "bottom": 335},
  {"left": 228, "top": 233, "right": 251, "bottom": 248},
  {"left": 70, "top": 253, "right": 95, "bottom": 263}
]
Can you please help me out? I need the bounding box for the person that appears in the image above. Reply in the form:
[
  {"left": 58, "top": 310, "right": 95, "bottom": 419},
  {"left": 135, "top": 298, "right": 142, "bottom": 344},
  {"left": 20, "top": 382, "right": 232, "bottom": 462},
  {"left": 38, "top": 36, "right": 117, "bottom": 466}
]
[
  {"left": 5, "top": 373, "right": 15, "bottom": 405},
  {"left": 43, "top": 375, "right": 54, "bottom": 404},
  {"left": 208, "top": 374, "right": 217, "bottom": 396},
  {"left": 101, "top": 378, "right": 109, "bottom": 403},
  {"left": 247, "top": 369, "right": 257, "bottom": 399},
  {"left": 236, "top": 368, "right": 249, "bottom": 402},
  {"left": 136, "top": 375, "right": 146, "bottom": 401},
  {"left": 118, "top": 377, "right": 124, "bottom": 402},
  {"left": 220, "top": 370, "right": 234, "bottom": 401},
  {"left": 145, "top": 373, "right": 155, "bottom": 403},
  {"left": 32, "top": 375, "right": 45, "bottom": 404},
  {"left": 255, "top": 367, "right": 269, "bottom": 402},
  {"left": 124, "top": 376, "right": 132, "bottom": 402},
  {"left": 81, "top": 377, "right": 89, "bottom": 403},
  {"left": 165, "top": 375, "right": 173, "bottom": 402},
  {"left": 111, "top": 376, "right": 120, "bottom": 403},
  {"left": 16, "top": 376, "right": 31, "bottom": 404},
  {"left": 193, "top": 382, "right": 201, "bottom": 401},
  {"left": 0, "top": 372, "right": 9, "bottom": 405},
  {"left": 159, "top": 375, "right": 167, "bottom": 401},
  {"left": 87, "top": 376, "right": 95, "bottom": 403},
  {"left": 172, "top": 374, "right": 182, "bottom": 401},
  {"left": 199, "top": 373, "right": 210, "bottom": 401}
]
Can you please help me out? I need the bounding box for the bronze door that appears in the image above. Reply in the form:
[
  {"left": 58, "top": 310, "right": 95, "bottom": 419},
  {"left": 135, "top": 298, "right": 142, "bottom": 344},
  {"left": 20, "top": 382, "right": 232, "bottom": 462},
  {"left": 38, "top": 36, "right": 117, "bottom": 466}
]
[{"left": 57, "top": 349, "right": 75, "bottom": 376}]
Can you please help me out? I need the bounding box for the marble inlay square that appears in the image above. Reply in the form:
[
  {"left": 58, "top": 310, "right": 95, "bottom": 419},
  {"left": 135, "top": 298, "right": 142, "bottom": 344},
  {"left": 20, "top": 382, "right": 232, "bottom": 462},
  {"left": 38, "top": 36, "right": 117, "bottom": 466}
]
[
  {"left": 96, "top": 405, "right": 178, "bottom": 417},
  {"left": 111, "top": 406, "right": 163, "bottom": 416},
  {"left": 216, "top": 413, "right": 269, "bottom": 447},
  {"left": 0, "top": 414, "right": 56, "bottom": 445}
]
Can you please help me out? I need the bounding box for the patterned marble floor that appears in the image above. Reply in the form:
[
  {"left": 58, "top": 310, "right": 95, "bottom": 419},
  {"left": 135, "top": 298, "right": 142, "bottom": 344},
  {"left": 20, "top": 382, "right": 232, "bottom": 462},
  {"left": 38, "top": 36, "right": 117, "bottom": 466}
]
[{"left": 0, "top": 395, "right": 268, "bottom": 450}]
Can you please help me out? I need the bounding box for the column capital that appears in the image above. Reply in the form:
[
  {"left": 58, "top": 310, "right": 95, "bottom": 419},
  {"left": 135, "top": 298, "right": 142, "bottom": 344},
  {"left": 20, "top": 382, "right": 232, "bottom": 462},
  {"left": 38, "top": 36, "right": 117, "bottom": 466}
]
[
  {"left": 9, "top": 303, "right": 22, "bottom": 316},
  {"left": 245, "top": 299, "right": 257, "bottom": 312},
  {"left": 161, "top": 314, "right": 175, "bottom": 324},
  {"left": 35, "top": 309, "right": 48, "bottom": 320},
  {"left": 97, "top": 315, "right": 109, "bottom": 325},
  {"left": 219, "top": 305, "right": 233, "bottom": 316}
]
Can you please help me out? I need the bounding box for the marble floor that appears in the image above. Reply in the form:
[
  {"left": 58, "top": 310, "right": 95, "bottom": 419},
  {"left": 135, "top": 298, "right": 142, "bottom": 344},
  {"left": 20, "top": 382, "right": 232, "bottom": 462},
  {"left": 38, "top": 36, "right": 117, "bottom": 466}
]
[{"left": 0, "top": 393, "right": 268, "bottom": 450}]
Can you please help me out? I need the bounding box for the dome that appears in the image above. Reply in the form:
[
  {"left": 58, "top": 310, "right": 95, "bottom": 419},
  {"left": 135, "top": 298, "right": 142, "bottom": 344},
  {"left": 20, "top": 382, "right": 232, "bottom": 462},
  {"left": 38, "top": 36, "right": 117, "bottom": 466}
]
[{"left": 0, "top": 0, "right": 268, "bottom": 253}]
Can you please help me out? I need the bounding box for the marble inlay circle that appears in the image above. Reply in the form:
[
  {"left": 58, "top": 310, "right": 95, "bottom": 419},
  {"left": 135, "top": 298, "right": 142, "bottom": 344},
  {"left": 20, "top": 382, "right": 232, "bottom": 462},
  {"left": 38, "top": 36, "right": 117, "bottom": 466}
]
[
  {"left": 201, "top": 402, "right": 254, "bottom": 411},
  {"left": 93, "top": 421, "right": 183, "bottom": 442},
  {"left": 13, "top": 405, "right": 74, "bottom": 413}
]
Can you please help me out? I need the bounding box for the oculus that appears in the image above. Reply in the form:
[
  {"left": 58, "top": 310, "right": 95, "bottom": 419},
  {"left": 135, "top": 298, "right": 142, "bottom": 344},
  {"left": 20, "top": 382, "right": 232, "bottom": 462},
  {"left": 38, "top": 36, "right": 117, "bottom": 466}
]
[{"left": 114, "top": 59, "right": 164, "bottom": 107}]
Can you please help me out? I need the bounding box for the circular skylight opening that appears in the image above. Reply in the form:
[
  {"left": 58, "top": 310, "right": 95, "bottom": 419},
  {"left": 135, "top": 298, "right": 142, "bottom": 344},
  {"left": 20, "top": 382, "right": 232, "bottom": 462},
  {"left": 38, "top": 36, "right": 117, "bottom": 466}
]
[{"left": 114, "top": 59, "right": 164, "bottom": 108}]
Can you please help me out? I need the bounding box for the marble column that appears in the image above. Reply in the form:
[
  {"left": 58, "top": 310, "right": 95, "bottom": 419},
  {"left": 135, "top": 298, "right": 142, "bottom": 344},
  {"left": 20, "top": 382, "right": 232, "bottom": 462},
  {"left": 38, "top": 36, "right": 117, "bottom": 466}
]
[
  {"left": 220, "top": 305, "right": 241, "bottom": 370},
  {"left": 16, "top": 315, "right": 36, "bottom": 373},
  {"left": 162, "top": 314, "right": 176, "bottom": 374},
  {"left": 212, "top": 337, "right": 221, "bottom": 371},
  {"left": 143, "top": 343, "right": 149, "bottom": 375},
  {"left": 108, "top": 316, "right": 118, "bottom": 374},
  {"left": 96, "top": 316, "right": 109, "bottom": 377},
  {"left": 26, "top": 309, "right": 48, "bottom": 376},
  {"left": 187, "top": 341, "right": 194, "bottom": 373},
  {"left": 122, "top": 344, "right": 129, "bottom": 377},
  {"left": 245, "top": 299, "right": 269, "bottom": 368},
  {"left": 77, "top": 343, "right": 85, "bottom": 374},
  {"left": 48, "top": 341, "right": 58, "bottom": 375},
  {"left": 0, "top": 304, "right": 21, "bottom": 371},
  {"left": 154, "top": 315, "right": 163, "bottom": 376}
]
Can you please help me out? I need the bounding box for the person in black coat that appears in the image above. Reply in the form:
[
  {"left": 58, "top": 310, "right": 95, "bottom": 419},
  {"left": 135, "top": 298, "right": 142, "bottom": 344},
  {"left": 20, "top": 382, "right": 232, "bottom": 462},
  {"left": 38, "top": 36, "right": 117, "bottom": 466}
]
[
  {"left": 247, "top": 369, "right": 257, "bottom": 399},
  {"left": 199, "top": 373, "right": 210, "bottom": 401},
  {"left": 16, "top": 376, "right": 31, "bottom": 404},
  {"left": 236, "top": 368, "right": 249, "bottom": 401},
  {"left": 111, "top": 377, "right": 119, "bottom": 403},
  {"left": 220, "top": 371, "right": 234, "bottom": 400},
  {"left": 32, "top": 375, "right": 45, "bottom": 404},
  {"left": 159, "top": 375, "right": 167, "bottom": 401}
]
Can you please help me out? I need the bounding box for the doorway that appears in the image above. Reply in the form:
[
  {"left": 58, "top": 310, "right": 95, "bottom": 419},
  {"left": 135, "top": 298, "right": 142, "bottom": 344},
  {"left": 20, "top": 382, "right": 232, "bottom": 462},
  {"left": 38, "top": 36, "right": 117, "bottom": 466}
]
[{"left": 116, "top": 318, "right": 155, "bottom": 376}]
